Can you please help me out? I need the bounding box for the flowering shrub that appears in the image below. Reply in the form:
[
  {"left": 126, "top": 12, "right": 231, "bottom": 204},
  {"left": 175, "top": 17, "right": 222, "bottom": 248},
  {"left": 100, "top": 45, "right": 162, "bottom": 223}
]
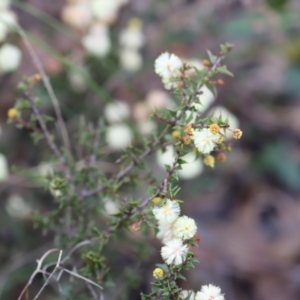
[{"left": 5, "top": 38, "right": 244, "bottom": 299}]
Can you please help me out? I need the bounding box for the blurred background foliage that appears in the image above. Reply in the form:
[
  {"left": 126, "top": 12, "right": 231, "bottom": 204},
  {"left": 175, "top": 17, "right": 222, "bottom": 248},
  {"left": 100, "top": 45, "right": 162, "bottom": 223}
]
[{"left": 1, "top": 0, "right": 300, "bottom": 299}]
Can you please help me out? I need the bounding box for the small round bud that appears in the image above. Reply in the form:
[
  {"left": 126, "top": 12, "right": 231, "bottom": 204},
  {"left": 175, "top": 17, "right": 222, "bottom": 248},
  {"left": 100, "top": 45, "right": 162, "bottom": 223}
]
[
  {"left": 204, "top": 155, "right": 215, "bottom": 168},
  {"left": 194, "top": 234, "right": 201, "bottom": 245},
  {"left": 202, "top": 59, "right": 210, "bottom": 67},
  {"left": 172, "top": 130, "right": 181, "bottom": 140},
  {"left": 233, "top": 129, "right": 243, "bottom": 139},
  {"left": 217, "top": 79, "right": 224, "bottom": 86},
  {"left": 153, "top": 268, "right": 164, "bottom": 279},
  {"left": 152, "top": 197, "right": 161, "bottom": 205},
  {"left": 217, "top": 152, "right": 227, "bottom": 162},
  {"left": 182, "top": 135, "right": 192, "bottom": 145},
  {"left": 33, "top": 73, "right": 42, "bottom": 83},
  {"left": 209, "top": 123, "right": 220, "bottom": 134},
  {"left": 130, "top": 222, "right": 140, "bottom": 231},
  {"left": 184, "top": 124, "right": 194, "bottom": 136},
  {"left": 8, "top": 108, "right": 19, "bottom": 119}
]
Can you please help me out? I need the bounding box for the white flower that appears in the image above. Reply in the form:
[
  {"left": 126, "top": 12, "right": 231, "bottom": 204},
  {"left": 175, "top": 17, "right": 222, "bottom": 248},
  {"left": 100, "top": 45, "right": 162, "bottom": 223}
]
[
  {"left": 119, "top": 25, "right": 144, "bottom": 49},
  {"left": 119, "top": 48, "right": 142, "bottom": 72},
  {"left": 91, "top": 0, "right": 123, "bottom": 23},
  {"left": 157, "top": 221, "right": 176, "bottom": 243},
  {"left": 104, "top": 101, "right": 130, "bottom": 123},
  {"left": 106, "top": 124, "right": 132, "bottom": 149},
  {"left": 0, "top": 153, "right": 8, "bottom": 181},
  {"left": 156, "top": 145, "right": 175, "bottom": 169},
  {"left": 153, "top": 199, "right": 180, "bottom": 223},
  {"left": 193, "top": 128, "right": 219, "bottom": 154},
  {"left": 82, "top": 24, "right": 111, "bottom": 57},
  {"left": 0, "top": 44, "right": 21, "bottom": 73},
  {"left": 68, "top": 71, "right": 87, "bottom": 93},
  {"left": 161, "top": 238, "right": 188, "bottom": 265},
  {"left": 177, "top": 152, "right": 203, "bottom": 180},
  {"left": 193, "top": 86, "right": 216, "bottom": 112},
  {"left": 162, "top": 76, "right": 180, "bottom": 90},
  {"left": 180, "top": 290, "right": 195, "bottom": 300},
  {"left": 0, "top": 0, "right": 10, "bottom": 11},
  {"left": 6, "top": 194, "right": 31, "bottom": 219},
  {"left": 196, "top": 284, "right": 225, "bottom": 300},
  {"left": 137, "top": 120, "right": 157, "bottom": 135},
  {"left": 209, "top": 106, "right": 239, "bottom": 139},
  {"left": 104, "top": 199, "right": 119, "bottom": 215},
  {"left": 0, "top": 10, "right": 18, "bottom": 28},
  {"left": 155, "top": 52, "right": 182, "bottom": 78},
  {"left": 173, "top": 216, "right": 197, "bottom": 240},
  {"left": 61, "top": 3, "right": 92, "bottom": 30},
  {"left": 146, "top": 89, "right": 174, "bottom": 111}
]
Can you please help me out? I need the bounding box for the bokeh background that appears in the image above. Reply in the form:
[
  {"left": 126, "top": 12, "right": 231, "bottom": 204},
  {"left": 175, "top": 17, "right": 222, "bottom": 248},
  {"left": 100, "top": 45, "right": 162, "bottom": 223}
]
[{"left": 1, "top": 0, "right": 300, "bottom": 299}]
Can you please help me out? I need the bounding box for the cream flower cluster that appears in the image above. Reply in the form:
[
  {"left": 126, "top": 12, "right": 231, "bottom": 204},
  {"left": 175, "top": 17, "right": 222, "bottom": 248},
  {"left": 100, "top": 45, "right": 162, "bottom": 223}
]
[
  {"left": 0, "top": 1, "right": 21, "bottom": 73},
  {"left": 62, "top": 0, "right": 128, "bottom": 58},
  {"left": 119, "top": 18, "right": 144, "bottom": 72},
  {"left": 155, "top": 52, "right": 183, "bottom": 90},
  {"left": 152, "top": 199, "right": 197, "bottom": 265},
  {"left": 180, "top": 284, "right": 225, "bottom": 300},
  {"left": 104, "top": 101, "right": 133, "bottom": 150}
]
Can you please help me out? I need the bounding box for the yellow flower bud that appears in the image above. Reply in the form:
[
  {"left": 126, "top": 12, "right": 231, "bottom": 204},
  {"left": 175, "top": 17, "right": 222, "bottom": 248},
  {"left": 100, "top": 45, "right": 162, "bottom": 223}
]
[
  {"left": 172, "top": 130, "right": 181, "bottom": 140},
  {"left": 232, "top": 129, "right": 243, "bottom": 139},
  {"left": 182, "top": 135, "right": 192, "bottom": 145},
  {"left": 128, "top": 18, "right": 143, "bottom": 29},
  {"left": 184, "top": 124, "right": 194, "bottom": 136},
  {"left": 209, "top": 123, "right": 220, "bottom": 134},
  {"left": 216, "top": 135, "right": 224, "bottom": 144},
  {"left": 204, "top": 155, "right": 215, "bottom": 168},
  {"left": 152, "top": 197, "right": 161, "bottom": 205},
  {"left": 153, "top": 268, "right": 164, "bottom": 279},
  {"left": 8, "top": 108, "right": 19, "bottom": 119}
]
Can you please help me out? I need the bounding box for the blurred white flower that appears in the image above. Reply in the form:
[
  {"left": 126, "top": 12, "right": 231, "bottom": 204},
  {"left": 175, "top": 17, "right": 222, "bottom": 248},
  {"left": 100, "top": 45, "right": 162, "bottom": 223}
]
[
  {"left": 91, "top": 0, "right": 124, "bottom": 23},
  {"left": 104, "top": 199, "right": 119, "bottom": 215},
  {"left": 156, "top": 145, "right": 174, "bottom": 169},
  {"left": 193, "top": 128, "right": 219, "bottom": 154},
  {"left": 82, "top": 23, "right": 111, "bottom": 57},
  {"left": 0, "top": 9, "right": 17, "bottom": 28},
  {"left": 180, "top": 290, "right": 195, "bottom": 300},
  {"left": 0, "top": 0, "right": 10, "bottom": 11},
  {"left": 119, "top": 48, "right": 142, "bottom": 72},
  {"left": 195, "top": 284, "right": 224, "bottom": 300},
  {"left": 193, "top": 85, "right": 215, "bottom": 112},
  {"left": 106, "top": 124, "right": 132, "bottom": 149},
  {"left": 177, "top": 152, "right": 203, "bottom": 180},
  {"left": 36, "top": 162, "right": 54, "bottom": 177},
  {"left": 68, "top": 71, "right": 87, "bottom": 92},
  {"left": 155, "top": 52, "right": 182, "bottom": 78},
  {"left": 157, "top": 221, "right": 176, "bottom": 243},
  {"left": 0, "top": 153, "right": 9, "bottom": 181},
  {"left": 210, "top": 106, "right": 239, "bottom": 139},
  {"left": 161, "top": 238, "right": 188, "bottom": 265},
  {"left": 137, "top": 120, "right": 157, "bottom": 135},
  {"left": 173, "top": 216, "right": 197, "bottom": 240},
  {"left": 186, "top": 58, "right": 204, "bottom": 71},
  {"left": 61, "top": 3, "right": 92, "bottom": 30},
  {"left": 162, "top": 76, "right": 179, "bottom": 90},
  {"left": 146, "top": 89, "right": 174, "bottom": 111},
  {"left": 119, "top": 19, "right": 144, "bottom": 49},
  {"left": 157, "top": 148, "right": 202, "bottom": 180},
  {"left": 133, "top": 102, "right": 151, "bottom": 122},
  {"left": 0, "top": 43, "right": 22, "bottom": 73},
  {"left": 104, "top": 101, "right": 130, "bottom": 123},
  {"left": 6, "top": 194, "right": 31, "bottom": 219},
  {"left": 152, "top": 199, "right": 180, "bottom": 224}
]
